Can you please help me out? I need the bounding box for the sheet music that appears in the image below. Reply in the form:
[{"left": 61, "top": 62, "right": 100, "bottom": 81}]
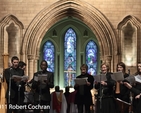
[
  {"left": 21, "top": 75, "right": 29, "bottom": 81},
  {"left": 135, "top": 75, "right": 141, "bottom": 83},
  {"left": 34, "top": 76, "right": 38, "bottom": 81},
  {"left": 111, "top": 72, "right": 124, "bottom": 81},
  {"left": 37, "top": 74, "right": 48, "bottom": 84},
  {"left": 125, "top": 75, "right": 141, "bottom": 84},
  {"left": 12, "top": 75, "right": 28, "bottom": 81},
  {"left": 125, "top": 75, "right": 135, "bottom": 84},
  {"left": 74, "top": 77, "right": 88, "bottom": 85},
  {"left": 94, "top": 74, "right": 107, "bottom": 82},
  {"left": 12, "top": 75, "right": 21, "bottom": 79}
]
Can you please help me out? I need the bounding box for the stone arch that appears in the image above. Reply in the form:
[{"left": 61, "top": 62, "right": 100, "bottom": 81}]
[
  {"left": 22, "top": 0, "right": 117, "bottom": 78},
  {"left": 0, "top": 14, "right": 24, "bottom": 68},
  {"left": 118, "top": 15, "right": 141, "bottom": 65}
]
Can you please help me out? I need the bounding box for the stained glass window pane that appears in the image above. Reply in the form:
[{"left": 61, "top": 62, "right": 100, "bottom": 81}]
[
  {"left": 64, "top": 28, "right": 76, "bottom": 87},
  {"left": 43, "top": 41, "right": 55, "bottom": 72},
  {"left": 86, "top": 40, "right": 98, "bottom": 75}
]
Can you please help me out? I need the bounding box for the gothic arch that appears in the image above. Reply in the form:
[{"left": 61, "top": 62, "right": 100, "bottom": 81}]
[
  {"left": 0, "top": 14, "right": 24, "bottom": 28},
  {"left": 117, "top": 15, "right": 141, "bottom": 64},
  {"left": 118, "top": 15, "right": 141, "bottom": 29},
  {"left": 0, "top": 14, "right": 24, "bottom": 68},
  {"left": 22, "top": 0, "right": 117, "bottom": 77}
]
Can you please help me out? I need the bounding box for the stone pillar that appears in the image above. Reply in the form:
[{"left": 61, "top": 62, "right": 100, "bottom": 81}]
[
  {"left": 2, "top": 53, "right": 9, "bottom": 69},
  {"left": 105, "top": 55, "right": 112, "bottom": 71},
  {"left": 28, "top": 55, "right": 34, "bottom": 81},
  {"left": 0, "top": 53, "right": 9, "bottom": 113},
  {"left": 34, "top": 55, "right": 39, "bottom": 73}
]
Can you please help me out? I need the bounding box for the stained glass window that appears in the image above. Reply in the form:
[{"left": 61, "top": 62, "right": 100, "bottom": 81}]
[
  {"left": 43, "top": 41, "right": 55, "bottom": 72},
  {"left": 64, "top": 28, "right": 76, "bottom": 87},
  {"left": 86, "top": 40, "right": 98, "bottom": 75}
]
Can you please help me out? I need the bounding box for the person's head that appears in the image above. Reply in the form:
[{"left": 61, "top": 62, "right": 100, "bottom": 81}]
[
  {"left": 80, "top": 64, "right": 88, "bottom": 75},
  {"left": 40, "top": 60, "right": 48, "bottom": 71},
  {"left": 55, "top": 86, "right": 60, "bottom": 92},
  {"left": 11, "top": 56, "right": 19, "bottom": 68},
  {"left": 137, "top": 62, "right": 141, "bottom": 75},
  {"left": 18, "top": 61, "right": 26, "bottom": 71},
  {"left": 65, "top": 86, "right": 70, "bottom": 93},
  {"left": 116, "top": 62, "right": 126, "bottom": 73},
  {"left": 101, "top": 62, "right": 110, "bottom": 74}
]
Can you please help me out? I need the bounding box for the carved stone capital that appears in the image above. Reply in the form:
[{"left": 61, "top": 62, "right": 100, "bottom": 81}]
[
  {"left": 35, "top": 55, "right": 40, "bottom": 60},
  {"left": 27, "top": 54, "right": 34, "bottom": 60},
  {"left": 106, "top": 55, "right": 112, "bottom": 62},
  {"left": 2, "top": 53, "right": 9, "bottom": 57}
]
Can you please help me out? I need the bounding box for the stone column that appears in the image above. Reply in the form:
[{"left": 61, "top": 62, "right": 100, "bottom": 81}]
[
  {"left": 105, "top": 55, "right": 112, "bottom": 71},
  {"left": 2, "top": 53, "right": 9, "bottom": 69},
  {"left": 28, "top": 55, "right": 34, "bottom": 81},
  {"left": 34, "top": 55, "right": 40, "bottom": 73},
  {"left": 0, "top": 53, "right": 9, "bottom": 113}
]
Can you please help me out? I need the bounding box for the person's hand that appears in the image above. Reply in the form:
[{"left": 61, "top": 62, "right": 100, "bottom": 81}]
[
  {"left": 13, "top": 77, "right": 21, "bottom": 82},
  {"left": 123, "top": 82, "right": 132, "bottom": 89},
  {"left": 86, "top": 82, "right": 91, "bottom": 86},
  {"left": 135, "top": 94, "right": 141, "bottom": 99},
  {"left": 23, "top": 79, "right": 28, "bottom": 82},
  {"left": 94, "top": 81, "right": 98, "bottom": 84},
  {"left": 44, "top": 80, "right": 48, "bottom": 84},
  {"left": 118, "top": 81, "right": 123, "bottom": 84},
  {"left": 101, "top": 81, "right": 107, "bottom": 86}
]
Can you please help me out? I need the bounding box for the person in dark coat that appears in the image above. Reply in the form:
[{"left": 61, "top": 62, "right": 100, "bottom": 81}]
[
  {"left": 74, "top": 64, "right": 94, "bottom": 113},
  {"left": 114, "top": 62, "right": 130, "bottom": 113},
  {"left": 31, "top": 60, "right": 54, "bottom": 113},
  {"left": 124, "top": 62, "right": 141, "bottom": 113},
  {"left": 4, "top": 56, "right": 26, "bottom": 113},
  {"left": 95, "top": 62, "right": 117, "bottom": 113}
]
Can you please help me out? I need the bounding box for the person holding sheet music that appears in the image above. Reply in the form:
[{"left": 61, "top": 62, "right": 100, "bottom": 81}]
[
  {"left": 74, "top": 64, "right": 94, "bottom": 113},
  {"left": 124, "top": 62, "right": 141, "bottom": 113},
  {"left": 114, "top": 62, "right": 130, "bottom": 113},
  {"left": 95, "top": 62, "right": 117, "bottom": 113},
  {"left": 4, "top": 56, "right": 26, "bottom": 113},
  {"left": 31, "top": 60, "right": 54, "bottom": 113}
]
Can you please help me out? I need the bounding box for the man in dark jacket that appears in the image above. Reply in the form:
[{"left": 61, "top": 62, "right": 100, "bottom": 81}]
[{"left": 4, "top": 56, "right": 26, "bottom": 113}]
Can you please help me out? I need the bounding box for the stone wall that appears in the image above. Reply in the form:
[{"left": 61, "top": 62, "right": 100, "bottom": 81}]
[{"left": 0, "top": 0, "right": 141, "bottom": 112}]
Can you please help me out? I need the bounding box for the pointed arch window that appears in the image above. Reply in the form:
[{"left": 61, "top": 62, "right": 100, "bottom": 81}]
[
  {"left": 86, "top": 40, "right": 98, "bottom": 75},
  {"left": 43, "top": 41, "right": 55, "bottom": 72},
  {"left": 64, "top": 28, "right": 76, "bottom": 87}
]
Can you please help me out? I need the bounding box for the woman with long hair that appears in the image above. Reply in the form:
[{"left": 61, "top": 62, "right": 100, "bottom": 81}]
[
  {"left": 124, "top": 62, "right": 141, "bottom": 113},
  {"left": 114, "top": 62, "right": 130, "bottom": 113}
]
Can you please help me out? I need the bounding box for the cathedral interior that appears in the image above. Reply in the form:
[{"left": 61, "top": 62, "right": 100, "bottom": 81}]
[{"left": 0, "top": 0, "right": 141, "bottom": 112}]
